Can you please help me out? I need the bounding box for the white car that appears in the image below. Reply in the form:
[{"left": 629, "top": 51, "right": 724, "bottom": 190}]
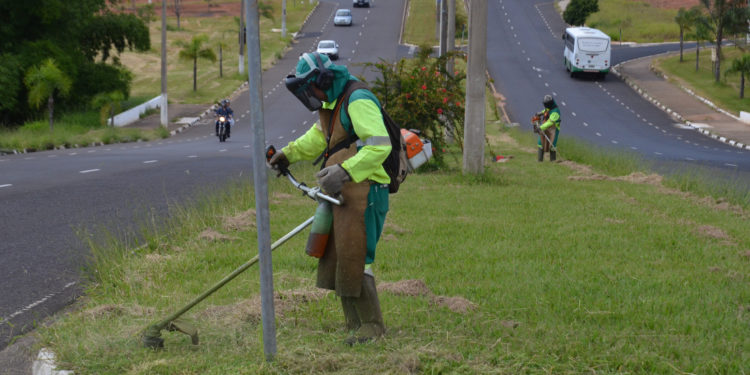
[
  {"left": 316, "top": 40, "right": 339, "bottom": 60},
  {"left": 333, "top": 9, "right": 352, "bottom": 26}
]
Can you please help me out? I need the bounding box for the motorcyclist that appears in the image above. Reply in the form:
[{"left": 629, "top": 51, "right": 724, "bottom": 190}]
[
  {"left": 215, "top": 99, "right": 234, "bottom": 138},
  {"left": 268, "top": 52, "right": 391, "bottom": 345},
  {"left": 533, "top": 94, "right": 561, "bottom": 161}
]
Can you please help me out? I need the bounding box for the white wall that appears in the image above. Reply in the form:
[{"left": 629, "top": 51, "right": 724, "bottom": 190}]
[{"left": 112, "top": 95, "right": 163, "bottom": 127}]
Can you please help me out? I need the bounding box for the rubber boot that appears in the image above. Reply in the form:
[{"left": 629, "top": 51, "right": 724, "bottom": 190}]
[
  {"left": 537, "top": 148, "right": 544, "bottom": 162},
  {"left": 345, "top": 274, "right": 384, "bottom": 346},
  {"left": 550, "top": 151, "right": 556, "bottom": 161},
  {"left": 341, "top": 296, "right": 361, "bottom": 331}
]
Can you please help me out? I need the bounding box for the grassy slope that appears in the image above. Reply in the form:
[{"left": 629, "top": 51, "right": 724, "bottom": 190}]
[
  {"left": 123, "top": 0, "right": 316, "bottom": 105},
  {"left": 37, "top": 122, "right": 750, "bottom": 374},
  {"left": 656, "top": 46, "right": 750, "bottom": 116},
  {"left": 587, "top": 0, "right": 681, "bottom": 43}
]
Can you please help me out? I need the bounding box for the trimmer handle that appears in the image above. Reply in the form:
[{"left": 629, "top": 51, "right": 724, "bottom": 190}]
[{"left": 265, "top": 145, "right": 289, "bottom": 176}]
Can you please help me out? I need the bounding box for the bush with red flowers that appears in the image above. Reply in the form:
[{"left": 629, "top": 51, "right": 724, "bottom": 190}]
[{"left": 361, "top": 45, "right": 466, "bottom": 167}]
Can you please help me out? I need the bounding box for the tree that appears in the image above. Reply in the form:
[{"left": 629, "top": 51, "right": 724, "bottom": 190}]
[
  {"left": 218, "top": 39, "right": 228, "bottom": 78},
  {"left": 675, "top": 7, "right": 702, "bottom": 62},
  {"left": 692, "top": 18, "right": 713, "bottom": 72},
  {"left": 176, "top": 35, "right": 217, "bottom": 92},
  {"left": 725, "top": 54, "right": 750, "bottom": 98},
  {"left": 563, "top": 0, "right": 599, "bottom": 26},
  {"left": 91, "top": 90, "right": 126, "bottom": 127},
  {"left": 699, "top": 0, "right": 748, "bottom": 82},
  {"left": 173, "top": 0, "right": 183, "bottom": 30},
  {"left": 24, "top": 59, "right": 72, "bottom": 131},
  {"left": 0, "top": 0, "right": 149, "bottom": 126}
]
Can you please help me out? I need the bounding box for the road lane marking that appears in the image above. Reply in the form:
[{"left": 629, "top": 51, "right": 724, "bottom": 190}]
[
  {"left": 0, "top": 184, "right": 12, "bottom": 188},
  {"left": 219, "top": 149, "right": 227, "bottom": 152},
  {"left": 79, "top": 169, "right": 100, "bottom": 174},
  {"left": 0, "top": 281, "right": 77, "bottom": 324},
  {"left": 187, "top": 155, "right": 198, "bottom": 158},
  {"left": 143, "top": 160, "right": 158, "bottom": 164},
  {"left": 725, "top": 163, "right": 737, "bottom": 167}
]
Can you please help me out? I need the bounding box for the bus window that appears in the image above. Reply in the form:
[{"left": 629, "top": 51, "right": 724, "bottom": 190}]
[{"left": 577, "top": 38, "right": 609, "bottom": 52}]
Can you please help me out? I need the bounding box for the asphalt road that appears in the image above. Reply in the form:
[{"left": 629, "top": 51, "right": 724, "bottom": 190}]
[
  {"left": 0, "top": 0, "right": 407, "bottom": 351},
  {"left": 487, "top": 0, "right": 750, "bottom": 178}
]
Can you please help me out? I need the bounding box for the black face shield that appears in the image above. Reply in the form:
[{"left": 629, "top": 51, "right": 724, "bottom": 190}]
[{"left": 285, "top": 74, "right": 322, "bottom": 111}]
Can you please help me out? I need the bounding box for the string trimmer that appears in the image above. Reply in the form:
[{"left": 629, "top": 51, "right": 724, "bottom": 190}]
[{"left": 141, "top": 146, "right": 341, "bottom": 349}]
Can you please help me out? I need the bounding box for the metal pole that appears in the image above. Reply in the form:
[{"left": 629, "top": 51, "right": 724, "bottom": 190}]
[
  {"left": 462, "top": 0, "right": 487, "bottom": 174},
  {"left": 160, "top": 0, "right": 168, "bottom": 127},
  {"left": 446, "top": 0, "right": 455, "bottom": 74},
  {"left": 282, "top": 0, "right": 287, "bottom": 38},
  {"left": 239, "top": 0, "right": 245, "bottom": 75},
  {"left": 245, "top": 0, "right": 276, "bottom": 360},
  {"left": 439, "top": 0, "right": 447, "bottom": 56}
]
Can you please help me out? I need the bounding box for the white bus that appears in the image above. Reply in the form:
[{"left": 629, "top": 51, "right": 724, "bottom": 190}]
[{"left": 563, "top": 27, "right": 611, "bottom": 78}]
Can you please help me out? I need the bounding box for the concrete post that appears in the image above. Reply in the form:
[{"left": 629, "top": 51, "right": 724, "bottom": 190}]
[{"left": 462, "top": 0, "right": 487, "bottom": 174}]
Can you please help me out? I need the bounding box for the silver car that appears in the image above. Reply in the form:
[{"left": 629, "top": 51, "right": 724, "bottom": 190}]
[
  {"left": 316, "top": 40, "right": 339, "bottom": 60},
  {"left": 334, "top": 9, "right": 352, "bottom": 26}
]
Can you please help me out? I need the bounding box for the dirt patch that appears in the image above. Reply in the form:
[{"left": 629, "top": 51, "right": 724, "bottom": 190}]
[
  {"left": 379, "top": 279, "right": 477, "bottom": 314},
  {"left": 222, "top": 209, "right": 256, "bottom": 231},
  {"left": 83, "top": 304, "right": 155, "bottom": 318},
  {"left": 198, "top": 228, "right": 238, "bottom": 242},
  {"left": 695, "top": 225, "right": 732, "bottom": 241},
  {"left": 379, "top": 279, "right": 432, "bottom": 297},
  {"left": 384, "top": 222, "right": 412, "bottom": 235},
  {"left": 740, "top": 250, "right": 750, "bottom": 259},
  {"left": 199, "top": 287, "right": 330, "bottom": 324},
  {"left": 145, "top": 253, "right": 173, "bottom": 263},
  {"left": 639, "top": 0, "right": 701, "bottom": 9},
  {"left": 127, "top": 0, "right": 242, "bottom": 18}
]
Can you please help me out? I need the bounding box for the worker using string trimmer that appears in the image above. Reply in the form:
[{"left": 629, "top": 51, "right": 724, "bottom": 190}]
[
  {"left": 268, "top": 52, "right": 391, "bottom": 345},
  {"left": 532, "top": 94, "right": 561, "bottom": 162}
]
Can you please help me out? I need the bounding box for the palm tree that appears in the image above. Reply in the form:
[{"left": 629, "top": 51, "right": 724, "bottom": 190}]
[
  {"left": 218, "top": 39, "right": 228, "bottom": 78},
  {"left": 699, "top": 0, "right": 748, "bottom": 82},
  {"left": 176, "top": 35, "right": 217, "bottom": 92},
  {"left": 675, "top": 7, "right": 702, "bottom": 63},
  {"left": 24, "top": 58, "right": 72, "bottom": 131},
  {"left": 692, "top": 19, "right": 713, "bottom": 72},
  {"left": 725, "top": 54, "right": 750, "bottom": 98},
  {"left": 91, "top": 90, "right": 126, "bottom": 127}
]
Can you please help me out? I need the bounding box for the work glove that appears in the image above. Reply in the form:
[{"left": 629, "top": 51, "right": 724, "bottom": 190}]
[
  {"left": 268, "top": 151, "right": 290, "bottom": 176},
  {"left": 533, "top": 123, "right": 540, "bottom": 134},
  {"left": 316, "top": 164, "right": 350, "bottom": 195}
]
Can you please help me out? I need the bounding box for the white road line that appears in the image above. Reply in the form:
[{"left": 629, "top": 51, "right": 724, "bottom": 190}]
[
  {"left": 0, "top": 184, "right": 12, "bottom": 188},
  {"left": 187, "top": 155, "right": 198, "bottom": 158},
  {"left": 24, "top": 157, "right": 34, "bottom": 160},
  {"left": 596, "top": 132, "right": 602, "bottom": 137},
  {"left": 87, "top": 150, "right": 96, "bottom": 153},
  {"left": 582, "top": 122, "right": 589, "bottom": 127},
  {"left": 654, "top": 152, "right": 663, "bottom": 155},
  {"left": 48, "top": 155, "right": 58, "bottom": 158},
  {"left": 69, "top": 152, "right": 78, "bottom": 156},
  {"left": 725, "top": 163, "right": 737, "bottom": 167},
  {"left": 143, "top": 160, "right": 158, "bottom": 164},
  {"left": 79, "top": 169, "right": 100, "bottom": 174},
  {"left": 219, "top": 149, "right": 227, "bottom": 152},
  {"left": 0, "top": 281, "right": 77, "bottom": 323},
  {"left": 243, "top": 145, "right": 251, "bottom": 148},
  {"left": 611, "top": 140, "right": 618, "bottom": 144}
]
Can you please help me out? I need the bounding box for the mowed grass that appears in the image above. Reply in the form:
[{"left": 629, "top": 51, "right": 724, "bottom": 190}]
[
  {"left": 587, "top": 0, "right": 681, "bottom": 43},
  {"left": 37, "top": 117, "right": 750, "bottom": 373},
  {"left": 402, "top": 0, "right": 467, "bottom": 47},
  {"left": 123, "top": 0, "right": 316, "bottom": 105},
  {"left": 655, "top": 46, "right": 750, "bottom": 116}
]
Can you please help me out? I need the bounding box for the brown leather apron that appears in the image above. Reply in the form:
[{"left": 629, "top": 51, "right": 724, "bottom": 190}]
[{"left": 315, "top": 104, "right": 369, "bottom": 297}]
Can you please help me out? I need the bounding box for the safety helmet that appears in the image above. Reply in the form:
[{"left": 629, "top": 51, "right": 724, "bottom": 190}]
[
  {"left": 222, "top": 99, "right": 230, "bottom": 107},
  {"left": 543, "top": 94, "right": 555, "bottom": 109}
]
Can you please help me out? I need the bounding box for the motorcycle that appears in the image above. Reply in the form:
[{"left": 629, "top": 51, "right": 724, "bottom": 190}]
[{"left": 217, "top": 116, "right": 228, "bottom": 142}]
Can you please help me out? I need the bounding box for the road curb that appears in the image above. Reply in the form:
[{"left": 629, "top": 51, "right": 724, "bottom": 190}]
[
  {"left": 612, "top": 57, "right": 750, "bottom": 152},
  {"left": 32, "top": 349, "right": 73, "bottom": 375}
]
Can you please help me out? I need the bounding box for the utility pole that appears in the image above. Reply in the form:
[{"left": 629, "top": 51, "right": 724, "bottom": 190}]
[
  {"left": 245, "top": 0, "right": 276, "bottom": 361},
  {"left": 282, "top": 0, "right": 287, "bottom": 38},
  {"left": 446, "top": 0, "right": 455, "bottom": 74},
  {"left": 463, "top": 0, "right": 487, "bottom": 174},
  {"left": 160, "top": 0, "right": 168, "bottom": 127},
  {"left": 439, "top": 0, "right": 448, "bottom": 56},
  {"left": 239, "top": 0, "right": 245, "bottom": 75}
]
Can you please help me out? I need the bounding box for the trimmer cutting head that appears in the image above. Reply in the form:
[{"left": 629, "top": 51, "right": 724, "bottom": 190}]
[{"left": 142, "top": 319, "right": 199, "bottom": 349}]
